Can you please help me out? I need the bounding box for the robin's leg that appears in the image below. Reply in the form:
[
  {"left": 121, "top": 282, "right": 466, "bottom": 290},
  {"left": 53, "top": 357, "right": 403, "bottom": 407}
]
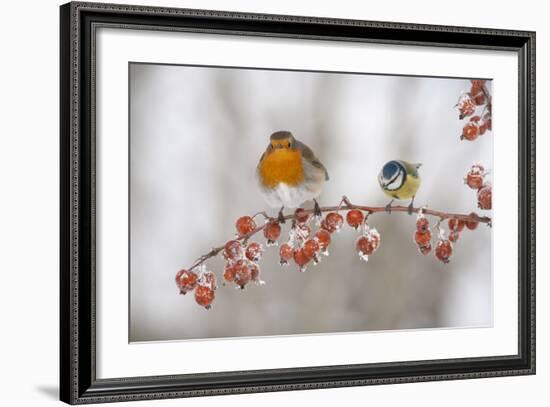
[
  {"left": 313, "top": 199, "right": 322, "bottom": 218},
  {"left": 278, "top": 206, "right": 285, "bottom": 224},
  {"left": 407, "top": 196, "right": 415, "bottom": 215},
  {"left": 385, "top": 199, "right": 394, "bottom": 214}
]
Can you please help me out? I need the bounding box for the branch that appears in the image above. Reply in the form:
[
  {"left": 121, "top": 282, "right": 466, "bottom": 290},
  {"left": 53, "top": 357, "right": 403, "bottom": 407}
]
[{"left": 188, "top": 196, "right": 491, "bottom": 272}]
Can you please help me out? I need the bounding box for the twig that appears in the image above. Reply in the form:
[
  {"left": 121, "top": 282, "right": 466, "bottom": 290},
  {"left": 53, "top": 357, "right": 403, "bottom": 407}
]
[{"left": 188, "top": 196, "right": 491, "bottom": 271}]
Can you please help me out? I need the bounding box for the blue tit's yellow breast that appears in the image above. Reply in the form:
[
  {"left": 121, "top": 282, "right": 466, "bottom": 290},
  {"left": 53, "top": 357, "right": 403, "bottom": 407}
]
[{"left": 383, "top": 174, "right": 421, "bottom": 200}]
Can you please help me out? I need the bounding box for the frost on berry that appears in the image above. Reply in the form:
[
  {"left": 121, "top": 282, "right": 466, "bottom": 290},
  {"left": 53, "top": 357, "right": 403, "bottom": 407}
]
[
  {"left": 249, "top": 263, "right": 264, "bottom": 285},
  {"left": 175, "top": 269, "right": 198, "bottom": 295},
  {"left": 325, "top": 212, "right": 344, "bottom": 232},
  {"left": 462, "top": 122, "right": 479, "bottom": 141},
  {"left": 416, "top": 216, "right": 429, "bottom": 232},
  {"left": 314, "top": 229, "right": 331, "bottom": 254},
  {"left": 464, "top": 164, "right": 485, "bottom": 190},
  {"left": 233, "top": 259, "right": 252, "bottom": 289},
  {"left": 457, "top": 93, "right": 476, "bottom": 119},
  {"left": 245, "top": 242, "right": 263, "bottom": 262},
  {"left": 465, "top": 212, "right": 479, "bottom": 230},
  {"left": 414, "top": 229, "right": 432, "bottom": 247},
  {"left": 235, "top": 216, "right": 256, "bottom": 236},
  {"left": 448, "top": 218, "right": 465, "bottom": 232},
  {"left": 279, "top": 243, "right": 294, "bottom": 266},
  {"left": 194, "top": 285, "right": 215, "bottom": 309},
  {"left": 303, "top": 239, "right": 320, "bottom": 259},
  {"left": 223, "top": 262, "right": 236, "bottom": 283},
  {"left": 355, "top": 228, "right": 381, "bottom": 262},
  {"left": 346, "top": 209, "right": 364, "bottom": 229},
  {"left": 435, "top": 239, "right": 453, "bottom": 264},
  {"left": 296, "top": 224, "right": 311, "bottom": 241},
  {"left": 293, "top": 248, "right": 310, "bottom": 272},
  {"left": 294, "top": 208, "right": 309, "bottom": 224},
  {"left": 264, "top": 221, "right": 282, "bottom": 246},
  {"left": 224, "top": 240, "right": 243, "bottom": 261},
  {"left": 477, "top": 184, "right": 492, "bottom": 210},
  {"left": 199, "top": 270, "right": 217, "bottom": 290}
]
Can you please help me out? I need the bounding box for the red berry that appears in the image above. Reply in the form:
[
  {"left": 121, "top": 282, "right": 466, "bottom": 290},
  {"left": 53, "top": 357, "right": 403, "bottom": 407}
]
[
  {"left": 346, "top": 209, "right": 364, "bottom": 229},
  {"left": 235, "top": 216, "right": 256, "bottom": 236},
  {"left": 279, "top": 243, "right": 294, "bottom": 265},
  {"left": 175, "top": 269, "right": 198, "bottom": 294},
  {"left": 325, "top": 212, "right": 344, "bottom": 232},
  {"left": 448, "top": 218, "right": 465, "bottom": 232},
  {"left": 470, "top": 80, "right": 486, "bottom": 95},
  {"left": 414, "top": 229, "right": 432, "bottom": 247},
  {"left": 356, "top": 236, "right": 378, "bottom": 260},
  {"left": 245, "top": 242, "right": 263, "bottom": 262},
  {"left": 223, "top": 263, "right": 236, "bottom": 282},
  {"left": 199, "top": 270, "right": 217, "bottom": 290},
  {"left": 465, "top": 165, "right": 485, "bottom": 189},
  {"left": 249, "top": 263, "right": 261, "bottom": 282},
  {"left": 470, "top": 115, "right": 481, "bottom": 123},
  {"left": 419, "top": 244, "right": 432, "bottom": 255},
  {"left": 303, "top": 239, "right": 320, "bottom": 258},
  {"left": 224, "top": 240, "right": 242, "bottom": 261},
  {"left": 462, "top": 122, "right": 479, "bottom": 141},
  {"left": 473, "top": 93, "right": 486, "bottom": 105},
  {"left": 416, "top": 217, "right": 429, "bottom": 231},
  {"left": 465, "top": 212, "right": 479, "bottom": 230},
  {"left": 458, "top": 94, "right": 476, "bottom": 119},
  {"left": 314, "top": 229, "right": 331, "bottom": 251},
  {"left": 233, "top": 259, "right": 251, "bottom": 288},
  {"left": 479, "top": 123, "right": 488, "bottom": 135},
  {"left": 264, "top": 221, "right": 281, "bottom": 243},
  {"left": 435, "top": 240, "right": 453, "bottom": 264},
  {"left": 320, "top": 218, "right": 336, "bottom": 233},
  {"left": 477, "top": 185, "right": 492, "bottom": 210},
  {"left": 449, "top": 231, "right": 460, "bottom": 242},
  {"left": 194, "top": 285, "right": 215, "bottom": 308},
  {"left": 294, "top": 208, "right": 309, "bottom": 224},
  {"left": 293, "top": 249, "right": 311, "bottom": 270}
]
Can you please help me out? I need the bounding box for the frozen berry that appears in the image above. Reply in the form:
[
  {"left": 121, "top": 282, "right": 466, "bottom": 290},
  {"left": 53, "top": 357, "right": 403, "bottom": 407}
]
[
  {"left": 346, "top": 209, "right": 364, "bottom": 229},
  {"left": 235, "top": 216, "right": 256, "bottom": 236},
  {"left": 419, "top": 244, "right": 432, "bottom": 255},
  {"left": 458, "top": 94, "right": 476, "bottom": 119},
  {"left": 223, "top": 263, "right": 236, "bottom": 282},
  {"left": 465, "top": 212, "right": 479, "bottom": 230},
  {"left": 325, "top": 212, "right": 344, "bottom": 232},
  {"left": 473, "top": 93, "right": 486, "bottom": 105},
  {"left": 194, "top": 285, "right": 215, "bottom": 308},
  {"left": 249, "top": 263, "right": 261, "bottom": 282},
  {"left": 368, "top": 229, "right": 381, "bottom": 251},
  {"left": 448, "top": 218, "right": 465, "bottom": 232},
  {"left": 449, "top": 231, "right": 460, "bottom": 242},
  {"left": 462, "top": 122, "right": 479, "bottom": 141},
  {"left": 279, "top": 243, "right": 294, "bottom": 265},
  {"left": 314, "top": 229, "right": 331, "bottom": 251},
  {"left": 245, "top": 242, "right": 263, "bottom": 262},
  {"left": 294, "top": 208, "right": 309, "bottom": 224},
  {"left": 470, "top": 80, "right": 486, "bottom": 95},
  {"left": 477, "top": 185, "right": 492, "bottom": 210},
  {"left": 233, "top": 260, "right": 251, "bottom": 288},
  {"left": 414, "top": 229, "right": 432, "bottom": 247},
  {"left": 303, "top": 239, "right": 320, "bottom": 259},
  {"left": 224, "top": 240, "right": 242, "bottom": 261},
  {"left": 479, "top": 122, "right": 488, "bottom": 135},
  {"left": 175, "top": 269, "right": 198, "bottom": 295},
  {"left": 320, "top": 218, "right": 336, "bottom": 233},
  {"left": 293, "top": 249, "right": 310, "bottom": 270},
  {"left": 416, "top": 217, "right": 429, "bottom": 231},
  {"left": 356, "top": 236, "right": 377, "bottom": 256},
  {"left": 264, "top": 221, "right": 282, "bottom": 244},
  {"left": 435, "top": 240, "right": 453, "bottom": 264},
  {"left": 465, "top": 165, "right": 485, "bottom": 189}
]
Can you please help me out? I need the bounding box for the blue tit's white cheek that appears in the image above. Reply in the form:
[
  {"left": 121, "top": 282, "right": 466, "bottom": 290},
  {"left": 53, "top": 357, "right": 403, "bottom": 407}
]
[{"left": 385, "top": 172, "right": 404, "bottom": 191}]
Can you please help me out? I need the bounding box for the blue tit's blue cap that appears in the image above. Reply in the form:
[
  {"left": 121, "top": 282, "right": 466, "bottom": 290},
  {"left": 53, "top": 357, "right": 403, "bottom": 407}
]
[{"left": 382, "top": 161, "right": 399, "bottom": 180}]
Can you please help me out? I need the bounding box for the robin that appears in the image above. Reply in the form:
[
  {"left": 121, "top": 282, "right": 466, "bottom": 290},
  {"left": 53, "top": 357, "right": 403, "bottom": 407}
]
[
  {"left": 256, "top": 131, "right": 329, "bottom": 222},
  {"left": 378, "top": 160, "right": 422, "bottom": 214}
]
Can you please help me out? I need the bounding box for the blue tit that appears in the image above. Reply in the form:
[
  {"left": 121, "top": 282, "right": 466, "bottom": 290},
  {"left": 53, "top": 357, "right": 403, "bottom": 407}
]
[{"left": 378, "top": 160, "right": 422, "bottom": 214}]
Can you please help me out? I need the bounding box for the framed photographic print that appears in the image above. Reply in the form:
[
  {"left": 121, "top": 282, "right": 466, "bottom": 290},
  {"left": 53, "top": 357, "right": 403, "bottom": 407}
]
[{"left": 60, "top": 1, "right": 536, "bottom": 404}]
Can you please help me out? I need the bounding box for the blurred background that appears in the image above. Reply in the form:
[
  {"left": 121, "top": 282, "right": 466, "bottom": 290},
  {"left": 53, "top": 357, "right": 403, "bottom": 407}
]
[{"left": 129, "top": 63, "right": 493, "bottom": 342}]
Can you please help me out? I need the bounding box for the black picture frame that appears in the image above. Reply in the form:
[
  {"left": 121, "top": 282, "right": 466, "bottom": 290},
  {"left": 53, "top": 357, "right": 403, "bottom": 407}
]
[{"left": 60, "top": 1, "right": 536, "bottom": 404}]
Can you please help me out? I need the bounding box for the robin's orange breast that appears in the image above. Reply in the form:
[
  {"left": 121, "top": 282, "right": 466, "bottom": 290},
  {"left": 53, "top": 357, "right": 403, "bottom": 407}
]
[{"left": 258, "top": 149, "right": 305, "bottom": 189}]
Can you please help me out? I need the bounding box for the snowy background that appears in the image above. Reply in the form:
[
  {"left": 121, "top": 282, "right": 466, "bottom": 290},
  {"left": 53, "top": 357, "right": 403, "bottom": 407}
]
[{"left": 129, "top": 63, "right": 493, "bottom": 342}]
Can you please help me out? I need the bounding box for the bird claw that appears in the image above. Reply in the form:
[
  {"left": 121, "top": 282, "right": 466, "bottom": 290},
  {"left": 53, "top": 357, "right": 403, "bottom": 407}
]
[
  {"left": 277, "top": 210, "right": 285, "bottom": 224},
  {"left": 313, "top": 200, "right": 322, "bottom": 218},
  {"left": 385, "top": 203, "right": 392, "bottom": 214},
  {"left": 407, "top": 203, "right": 413, "bottom": 215}
]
